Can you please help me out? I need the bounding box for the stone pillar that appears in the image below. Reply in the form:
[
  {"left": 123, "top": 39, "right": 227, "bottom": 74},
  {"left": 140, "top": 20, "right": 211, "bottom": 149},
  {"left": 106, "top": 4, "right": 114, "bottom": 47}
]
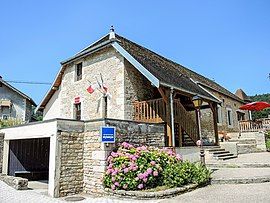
[
  {"left": 0, "top": 133, "right": 4, "bottom": 173},
  {"left": 83, "top": 130, "right": 114, "bottom": 194}
]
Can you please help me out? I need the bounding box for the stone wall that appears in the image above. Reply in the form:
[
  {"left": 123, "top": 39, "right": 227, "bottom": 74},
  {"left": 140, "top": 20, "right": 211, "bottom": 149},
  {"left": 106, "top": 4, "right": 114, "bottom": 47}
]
[
  {"left": 0, "top": 133, "right": 4, "bottom": 172},
  {"left": 58, "top": 131, "right": 84, "bottom": 197},
  {"left": 83, "top": 120, "right": 112, "bottom": 194},
  {"left": 105, "top": 119, "right": 165, "bottom": 147},
  {"left": 200, "top": 88, "right": 247, "bottom": 141},
  {"left": 124, "top": 60, "right": 157, "bottom": 120},
  {"left": 58, "top": 47, "right": 125, "bottom": 120}
]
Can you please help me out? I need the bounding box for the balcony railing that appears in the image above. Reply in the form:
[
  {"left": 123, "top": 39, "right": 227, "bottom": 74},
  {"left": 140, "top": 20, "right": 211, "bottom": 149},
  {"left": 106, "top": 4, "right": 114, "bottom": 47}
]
[{"left": 239, "top": 118, "right": 270, "bottom": 132}]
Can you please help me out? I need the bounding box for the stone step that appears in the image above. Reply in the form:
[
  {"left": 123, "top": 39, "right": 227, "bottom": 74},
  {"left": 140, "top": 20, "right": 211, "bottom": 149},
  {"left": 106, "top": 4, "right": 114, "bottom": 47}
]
[
  {"left": 214, "top": 153, "right": 234, "bottom": 158},
  {"left": 206, "top": 148, "right": 225, "bottom": 153},
  {"left": 230, "top": 139, "right": 256, "bottom": 144},
  {"left": 212, "top": 151, "right": 231, "bottom": 155},
  {"left": 217, "top": 155, "right": 238, "bottom": 160}
]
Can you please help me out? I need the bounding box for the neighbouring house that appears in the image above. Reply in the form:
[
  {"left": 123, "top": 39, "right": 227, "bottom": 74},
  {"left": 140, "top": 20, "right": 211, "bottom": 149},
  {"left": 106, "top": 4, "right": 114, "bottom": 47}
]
[
  {"left": 0, "top": 28, "right": 251, "bottom": 197},
  {"left": 0, "top": 76, "right": 36, "bottom": 122}
]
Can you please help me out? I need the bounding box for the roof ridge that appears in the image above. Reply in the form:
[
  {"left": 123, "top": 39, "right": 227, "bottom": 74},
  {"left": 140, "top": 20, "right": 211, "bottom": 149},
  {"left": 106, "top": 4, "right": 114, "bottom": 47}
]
[{"left": 0, "top": 78, "right": 36, "bottom": 106}]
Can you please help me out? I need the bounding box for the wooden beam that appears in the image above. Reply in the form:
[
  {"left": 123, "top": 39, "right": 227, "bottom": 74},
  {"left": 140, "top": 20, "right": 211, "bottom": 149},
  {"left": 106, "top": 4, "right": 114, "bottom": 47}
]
[
  {"left": 209, "top": 102, "right": 219, "bottom": 145},
  {"left": 165, "top": 89, "right": 172, "bottom": 146},
  {"left": 158, "top": 87, "right": 168, "bottom": 104}
]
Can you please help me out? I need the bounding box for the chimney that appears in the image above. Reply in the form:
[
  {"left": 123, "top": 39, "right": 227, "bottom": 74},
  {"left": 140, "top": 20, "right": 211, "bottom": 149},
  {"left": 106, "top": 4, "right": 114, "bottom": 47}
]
[{"left": 109, "top": 25, "right": 115, "bottom": 40}]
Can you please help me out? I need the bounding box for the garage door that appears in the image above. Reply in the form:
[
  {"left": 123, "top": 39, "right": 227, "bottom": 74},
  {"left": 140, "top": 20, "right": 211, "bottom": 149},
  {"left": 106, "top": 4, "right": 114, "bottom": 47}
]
[{"left": 8, "top": 138, "right": 50, "bottom": 180}]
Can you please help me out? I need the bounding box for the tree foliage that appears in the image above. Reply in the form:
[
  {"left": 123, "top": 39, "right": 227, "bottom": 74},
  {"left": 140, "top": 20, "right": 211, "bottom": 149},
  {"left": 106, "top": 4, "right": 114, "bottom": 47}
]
[{"left": 249, "top": 93, "right": 270, "bottom": 119}]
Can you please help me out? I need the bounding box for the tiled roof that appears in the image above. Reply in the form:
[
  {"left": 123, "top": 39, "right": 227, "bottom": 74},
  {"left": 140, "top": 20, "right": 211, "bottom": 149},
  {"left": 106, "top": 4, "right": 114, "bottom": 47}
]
[{"left": 115, "top": 34, "right": 243, "bottom": 103}]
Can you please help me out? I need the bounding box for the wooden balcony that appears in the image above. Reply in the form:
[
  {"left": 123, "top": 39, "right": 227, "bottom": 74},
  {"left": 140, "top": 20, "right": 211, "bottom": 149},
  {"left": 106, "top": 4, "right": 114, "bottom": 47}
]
[
  {"left": 133, "top": 98, "right": 199, "bottom": 145},
  {"left": 239, "top": 118, "right": 270, "bottom": 132}
]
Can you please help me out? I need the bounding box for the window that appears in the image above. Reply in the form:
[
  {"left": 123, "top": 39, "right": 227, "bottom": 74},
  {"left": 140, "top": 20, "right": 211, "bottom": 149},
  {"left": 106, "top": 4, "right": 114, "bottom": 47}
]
[
  {"left": 227, "top": 108, "right": 233, "bottom": 127},
  {"left": 75, "top": 62, "right": 82, "bottom": 81},
  {"left": 74, "top": 103, "right": 81, "bottom": 120},
  {"left": 217, "top": 105, "right": 222, "bottom": 124},
  {"left": 2, "top": 114, "right": 9, "bottom": 120}
]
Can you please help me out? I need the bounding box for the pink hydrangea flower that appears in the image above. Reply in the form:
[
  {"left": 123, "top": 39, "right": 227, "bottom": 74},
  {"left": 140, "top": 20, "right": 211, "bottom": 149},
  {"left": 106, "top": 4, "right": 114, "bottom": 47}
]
[
  {"left": 124, "top": 168, "right": 129, "bottom": 173},
  {"left": 146, "top": 168, "right": 153, "bottom": 174},
  {"left": 114, "top": 182, "right": 119, "bottom": 187},
  {"left": 150, "top": 161, "right": 156, "bottom": 166},
  {"left": 143, "top": 178, "right": 148, "bottom": 183},
  {"left": 138, "top": 184, "right": 144, "bottom": 189},
  {"left": 111, "top": 152, "right": 118, "bottom": 158},
  {"left": 138, "top": 173, "right": 144, "bottom": 180},
  {"left": 111, "top": 185, "right": 116, "bottom": 190},
  {"left": 153, "top": 171, "right": 159, "bottom": 176},
  {"left": 111, "top": 177, "right": 116, "bottom": 182}
]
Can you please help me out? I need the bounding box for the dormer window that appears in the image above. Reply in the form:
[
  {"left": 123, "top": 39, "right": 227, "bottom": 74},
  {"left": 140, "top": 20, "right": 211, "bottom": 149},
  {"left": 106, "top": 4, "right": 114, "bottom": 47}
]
[{"left": 75, "top": 62, "right": 82, "bottom": 81}]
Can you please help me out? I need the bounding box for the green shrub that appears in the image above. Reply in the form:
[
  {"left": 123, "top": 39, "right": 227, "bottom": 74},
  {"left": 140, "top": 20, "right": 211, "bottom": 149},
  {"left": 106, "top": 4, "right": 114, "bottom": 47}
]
[
  {"left": 103, "top": 143, "right": 182, "bottom": 190},
  {"left": 266, "top": 140, "right": 270, "bottom": 150},
  {"left": 0, "top": 119, "right": 23, "bottom": 128},
  {"left": 162, "top": 161, "right": 211, "bottom": 187},
  {"left": 103, "top": 143, "right": 211, "bottom": 191}
]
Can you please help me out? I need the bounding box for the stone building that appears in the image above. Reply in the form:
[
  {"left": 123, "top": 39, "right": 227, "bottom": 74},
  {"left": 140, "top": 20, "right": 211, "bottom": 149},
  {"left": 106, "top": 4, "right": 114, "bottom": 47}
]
[
  {"left": 0, "top": 77, "right": 36, "bottom": 122},
  {"left": 0, "top": 28, "right": 249, "bottom": 197}
]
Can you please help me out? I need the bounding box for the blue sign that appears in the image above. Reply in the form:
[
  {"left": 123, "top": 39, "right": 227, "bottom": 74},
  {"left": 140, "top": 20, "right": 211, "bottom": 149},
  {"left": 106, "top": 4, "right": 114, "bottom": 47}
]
[{"left": 100, "top": 126, "right": 116, "bottom": 143}]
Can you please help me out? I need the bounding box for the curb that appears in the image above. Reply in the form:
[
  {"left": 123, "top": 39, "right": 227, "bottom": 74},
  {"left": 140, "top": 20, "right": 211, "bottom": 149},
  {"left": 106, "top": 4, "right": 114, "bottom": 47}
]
[
  {"left": 104, "top": 183, "right": 200, "bottom": 199},
  {"left": 211, "top": 176, "right": 270, "bottom": 184},
  {"left": 206, "top": 163, "right": 270, "bottom": 168}
]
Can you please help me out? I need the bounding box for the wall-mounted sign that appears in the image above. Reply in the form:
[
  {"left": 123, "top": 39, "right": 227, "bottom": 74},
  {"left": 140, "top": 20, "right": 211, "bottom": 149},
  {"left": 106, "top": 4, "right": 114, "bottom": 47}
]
[
  {"left": 74, "top": 96, "right": 80, "bottom": 104},
  {"left": 100, "top": 126, "right": 116, "bottom": 143}
]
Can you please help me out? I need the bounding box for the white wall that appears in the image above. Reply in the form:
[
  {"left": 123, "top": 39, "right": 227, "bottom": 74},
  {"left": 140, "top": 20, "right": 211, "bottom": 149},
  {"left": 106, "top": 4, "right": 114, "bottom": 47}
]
[
  {"left": 0, "top": 120, "right": 57, "bottom": 140},
  {"left": 43, "top": 87, "right": 61, "bottom": 120}
]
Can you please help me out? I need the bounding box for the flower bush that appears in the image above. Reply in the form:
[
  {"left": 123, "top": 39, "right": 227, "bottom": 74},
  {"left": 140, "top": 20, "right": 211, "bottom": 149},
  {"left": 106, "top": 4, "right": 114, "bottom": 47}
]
[{"left": 103, "top": 142, "right": 211, "bottom": 191}]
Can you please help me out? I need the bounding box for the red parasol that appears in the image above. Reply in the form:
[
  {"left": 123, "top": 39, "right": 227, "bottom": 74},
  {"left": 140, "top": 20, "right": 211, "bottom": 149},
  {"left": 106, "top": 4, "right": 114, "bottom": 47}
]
[{"left": 239, "top": 101, "right": 270, "bottom": 111}]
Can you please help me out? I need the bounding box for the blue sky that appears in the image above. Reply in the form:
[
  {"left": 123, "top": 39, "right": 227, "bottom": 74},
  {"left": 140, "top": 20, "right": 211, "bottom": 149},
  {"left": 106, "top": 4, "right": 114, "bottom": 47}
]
[{"left": 0, "top": 0, "right": 269, "bottom": 104}]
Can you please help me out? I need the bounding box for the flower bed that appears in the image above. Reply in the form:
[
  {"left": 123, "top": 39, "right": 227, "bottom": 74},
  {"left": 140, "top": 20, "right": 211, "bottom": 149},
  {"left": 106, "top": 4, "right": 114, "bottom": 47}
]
[{"left": 103, "top": 142, "right": 211, "bottom": 193}]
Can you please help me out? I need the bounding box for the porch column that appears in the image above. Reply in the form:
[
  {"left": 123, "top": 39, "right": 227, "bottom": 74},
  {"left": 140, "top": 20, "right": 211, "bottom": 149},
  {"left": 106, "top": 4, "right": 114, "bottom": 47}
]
[
  {"left": 210, "top": 102, "right": 219, "bottom": 145},
  {"left": 158, "top": 87, "right": 173, "bottom": 147}
]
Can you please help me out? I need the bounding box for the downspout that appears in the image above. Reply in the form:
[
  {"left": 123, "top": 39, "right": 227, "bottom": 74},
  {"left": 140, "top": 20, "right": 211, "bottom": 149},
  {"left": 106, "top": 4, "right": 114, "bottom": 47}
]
[{"left": 170, "top": 87, "right": 175, "bottom": 147}]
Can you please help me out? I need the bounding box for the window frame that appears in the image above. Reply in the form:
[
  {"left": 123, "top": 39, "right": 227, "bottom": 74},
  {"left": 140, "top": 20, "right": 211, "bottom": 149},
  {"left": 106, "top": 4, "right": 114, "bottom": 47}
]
[
  {"left": 74, "top": 103, "right": 81, "bottom": 121},
  {"left": 75, "top": 62, "right": 83, "bottom": 81},
  {"left": 217, "top": 105, "right": 222, "bottom": 125},
  {"left": 226, "top": 108, "right": 233, "bottom": 127}
]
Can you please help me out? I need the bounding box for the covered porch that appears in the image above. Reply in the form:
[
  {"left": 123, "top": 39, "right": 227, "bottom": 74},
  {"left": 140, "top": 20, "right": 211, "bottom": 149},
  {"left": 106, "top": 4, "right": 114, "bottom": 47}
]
[{"left": 132, "top": 87, "right": 220, "bottom": 147}]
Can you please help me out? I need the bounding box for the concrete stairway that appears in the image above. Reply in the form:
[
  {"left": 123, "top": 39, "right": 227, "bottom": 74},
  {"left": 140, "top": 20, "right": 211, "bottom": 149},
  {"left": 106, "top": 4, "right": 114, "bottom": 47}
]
[{"left": 205, "top": 146, "right": 237, "bottom": 160}]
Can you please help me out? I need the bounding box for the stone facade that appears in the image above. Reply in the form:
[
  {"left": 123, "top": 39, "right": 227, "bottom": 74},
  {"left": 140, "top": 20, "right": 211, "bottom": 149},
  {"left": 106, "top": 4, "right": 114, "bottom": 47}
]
[
  {"left": 124, "top": 60, "right": 156, "bottom": 120},
  {"left": 0, "top": 83, "right": 34, "bottom": 122},
  {"left": 200, "top": 89, "right": 247, "bottom": 142},
  {"left": 44, "top": 47, "right": 125, "bottom": 121}
]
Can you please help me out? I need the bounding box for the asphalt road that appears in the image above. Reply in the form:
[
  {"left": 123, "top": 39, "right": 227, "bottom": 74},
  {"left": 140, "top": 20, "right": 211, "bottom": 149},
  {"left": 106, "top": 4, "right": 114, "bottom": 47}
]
[
  {"left": 160, "top": 182, "right": 270, "bottom": 203},
  {"left": 1, "top": 180, "right": 270, "bottom": 203}
]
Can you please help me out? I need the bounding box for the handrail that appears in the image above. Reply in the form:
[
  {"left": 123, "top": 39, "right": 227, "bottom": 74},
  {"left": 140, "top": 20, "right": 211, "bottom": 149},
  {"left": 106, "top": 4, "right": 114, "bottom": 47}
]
[
  {"left": 239, "top": 118, "right": 270, "bottom": 132},
  {"left": 133, "top": 98, "right": 199, "bottom": 143}
]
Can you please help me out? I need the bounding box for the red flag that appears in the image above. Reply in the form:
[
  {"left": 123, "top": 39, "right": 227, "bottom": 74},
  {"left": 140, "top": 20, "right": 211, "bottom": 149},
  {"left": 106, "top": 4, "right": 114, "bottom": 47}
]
[
  {"left": 87, "top": 85, "right": 95, "bottom": 94},
  {"left": 102, "top": 84, "right": 108, "bottom": 92}
]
